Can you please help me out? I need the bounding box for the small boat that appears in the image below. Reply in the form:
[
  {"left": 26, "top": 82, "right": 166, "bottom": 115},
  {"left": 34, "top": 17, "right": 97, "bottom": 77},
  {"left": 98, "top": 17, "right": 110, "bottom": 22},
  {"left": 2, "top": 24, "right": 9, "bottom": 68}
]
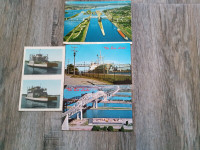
[{"left": 117, "top": 29, "right": 128, "bottom": 40}]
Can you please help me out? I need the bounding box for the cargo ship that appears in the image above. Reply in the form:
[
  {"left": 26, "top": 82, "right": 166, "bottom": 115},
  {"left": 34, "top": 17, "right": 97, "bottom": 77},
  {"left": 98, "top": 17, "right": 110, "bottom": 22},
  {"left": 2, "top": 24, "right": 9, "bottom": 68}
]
[
  {"left": 27, "top": 54, "right": 58, "bottom": 68},
  {"left": 117, "top": 29, "right": 128, "bottom": 40},
  {"left": 25, "top": 86, "right": 57, "bottom": 102}
]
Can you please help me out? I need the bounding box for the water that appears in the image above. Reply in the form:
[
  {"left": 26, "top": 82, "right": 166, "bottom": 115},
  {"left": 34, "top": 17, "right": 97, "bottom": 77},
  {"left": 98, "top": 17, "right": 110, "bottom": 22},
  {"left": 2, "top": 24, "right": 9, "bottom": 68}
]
[
  {"left": 68, "top": 102, "right": 132, "bottom": 108},
  {"left": 63, "top": 88, "right": 98, "bottom": 99},
  {"left": 85, "top": 18, "right": 131, "bottom": 42},
  {"left": 21, "top": 95, "right": 60, "bottom": 109},
  {"left": 108, "top": 96, "right": 132, "bottom": 101},
  {"left": 63, "top": 85, "right": 133, "bottom": 119},
  {"left": 83, "top": 110, "right": 132, "bottom": 118},
  {"left": 64, "top": 5, "right": 132, "bottom": 41},
  {"left": 115, "top": 92, "right": 132, "bottom": 96},
  {"left": 24, "top": 62, "right": 62, "bottom": 75}
]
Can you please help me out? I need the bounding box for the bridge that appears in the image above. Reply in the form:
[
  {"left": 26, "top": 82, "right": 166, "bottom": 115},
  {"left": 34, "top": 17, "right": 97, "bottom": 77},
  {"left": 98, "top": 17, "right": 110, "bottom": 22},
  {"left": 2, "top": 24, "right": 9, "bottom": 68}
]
[{"left": 62, "top": 86, "right": 120, "bottom": 130}]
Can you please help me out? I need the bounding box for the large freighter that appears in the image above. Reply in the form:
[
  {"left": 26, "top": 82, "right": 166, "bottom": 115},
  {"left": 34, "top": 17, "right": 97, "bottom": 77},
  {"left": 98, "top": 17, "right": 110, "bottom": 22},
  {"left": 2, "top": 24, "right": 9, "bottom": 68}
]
[
  {"left": 27, "top": 54, "right": 58, "bottom": 68},
  {"left": 25, "top": 86, "right": 57, "bottom": 102}
]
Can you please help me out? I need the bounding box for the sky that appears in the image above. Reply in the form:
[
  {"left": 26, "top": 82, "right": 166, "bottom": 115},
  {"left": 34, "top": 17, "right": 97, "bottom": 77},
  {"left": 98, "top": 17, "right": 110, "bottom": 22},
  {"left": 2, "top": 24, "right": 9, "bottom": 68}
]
[
  {"left": 65, "top": 43, "right": 131, "bottom": 71},
  {"left": 25, "top": 48, "right": 63, "bottom": 62},
  {"left": 65, "top": 1, "right": 131, "bottom": 5},
  {"left": 22, "top": 80, "right": 61, "bottom": 95}
]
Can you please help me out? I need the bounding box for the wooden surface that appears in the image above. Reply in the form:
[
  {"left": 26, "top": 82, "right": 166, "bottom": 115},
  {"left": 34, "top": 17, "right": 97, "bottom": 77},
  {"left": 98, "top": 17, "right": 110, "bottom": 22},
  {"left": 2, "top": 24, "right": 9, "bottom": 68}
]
[
  {"left": 133, "top": 3, "right": 200, "bottom": 150},
  {"left": 0, "top": 0, "right": 199, "bottom": 150}
]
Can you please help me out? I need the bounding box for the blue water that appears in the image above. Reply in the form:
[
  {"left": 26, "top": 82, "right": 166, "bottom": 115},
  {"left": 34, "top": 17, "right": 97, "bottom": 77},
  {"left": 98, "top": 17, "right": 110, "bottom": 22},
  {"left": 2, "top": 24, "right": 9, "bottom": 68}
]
[
  {"left": 115, "top": 92, "right": 132, "bottom": 96},
  {"left": 68, "top": 102, "right": 132, "bottom": 108},
  {"left": 108, "top": 96, "right": 132, "bottom": 101},
  {"left": 21, "top": 95, "right": 60, "bottom": 109},
  {"left": 63, "top": 88, "right": 98, "bottom": 99},
  {"left": 83, "top": 110, "right": 132, "bottom": 118},
  {"left": 64, "top": 5, "right": 131, "bottom": 41},
  {"left": 85, "top": 18, "right": 131, "bottom": 42},
  {"left": 24, "top": 62, "right": 62, "bottom": 75}
]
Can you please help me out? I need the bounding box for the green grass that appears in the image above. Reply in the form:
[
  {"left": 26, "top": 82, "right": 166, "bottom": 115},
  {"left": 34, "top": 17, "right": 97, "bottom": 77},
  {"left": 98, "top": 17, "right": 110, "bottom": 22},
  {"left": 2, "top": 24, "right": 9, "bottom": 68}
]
[
  {"left": 63, "top": 19, "right": 90, "bottom": 42},
  {"left": 72, "top": 73, "right": 132, "bottom": 84},
  {"left": 65, "top": 13, "right": 80, "bottom": 20}
]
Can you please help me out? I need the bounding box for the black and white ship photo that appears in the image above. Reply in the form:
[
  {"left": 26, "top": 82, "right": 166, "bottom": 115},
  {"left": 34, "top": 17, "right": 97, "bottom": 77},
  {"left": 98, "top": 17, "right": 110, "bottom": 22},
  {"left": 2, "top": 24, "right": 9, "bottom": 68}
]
[
  {"left": 19, "top": 79, "right": 62, "bottom": 111},
  {"left": 23, "top": 47, "right": 63, "bottom": 75}
]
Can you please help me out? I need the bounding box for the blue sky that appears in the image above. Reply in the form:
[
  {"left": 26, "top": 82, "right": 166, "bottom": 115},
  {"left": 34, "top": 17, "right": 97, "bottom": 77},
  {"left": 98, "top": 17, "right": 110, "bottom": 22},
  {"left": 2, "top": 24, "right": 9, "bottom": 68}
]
[
  {"left": 65, "top": 1, "right": 131, "bottom": 5},
  {"left": 22, "top": 80, "right": 61, "bottom": 95},
  {"left": 25, "top": 48, "right": 62, "bottom": 61},
  {"left": 65, "top": 43, "right": 131, "bottom": 69}
]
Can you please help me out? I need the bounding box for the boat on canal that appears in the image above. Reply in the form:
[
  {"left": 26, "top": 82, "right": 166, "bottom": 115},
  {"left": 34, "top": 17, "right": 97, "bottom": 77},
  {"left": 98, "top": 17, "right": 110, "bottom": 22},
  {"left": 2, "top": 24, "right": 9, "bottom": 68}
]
[{"left": 117, "top": 29, "right": 128, "bottom": 40}]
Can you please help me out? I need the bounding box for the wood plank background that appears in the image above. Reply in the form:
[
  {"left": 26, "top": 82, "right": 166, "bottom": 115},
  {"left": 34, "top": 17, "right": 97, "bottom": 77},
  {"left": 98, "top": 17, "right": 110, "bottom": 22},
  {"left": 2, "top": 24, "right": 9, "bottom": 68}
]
[{"left": 0, "top": 0, "right": 199, "bottom": 150}]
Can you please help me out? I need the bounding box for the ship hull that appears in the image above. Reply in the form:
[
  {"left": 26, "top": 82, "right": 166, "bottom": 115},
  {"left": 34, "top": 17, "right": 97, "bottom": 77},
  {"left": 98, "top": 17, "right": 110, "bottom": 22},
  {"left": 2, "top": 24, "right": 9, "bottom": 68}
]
[
  {"left": 25, "top": 96, "right": 57, "bottom": 102},
  {"left": 27, "top": 62, "right": 58, "bottom": 68},
  {"left": 117, "top": 29, "right": 128, "bottom": 40}
]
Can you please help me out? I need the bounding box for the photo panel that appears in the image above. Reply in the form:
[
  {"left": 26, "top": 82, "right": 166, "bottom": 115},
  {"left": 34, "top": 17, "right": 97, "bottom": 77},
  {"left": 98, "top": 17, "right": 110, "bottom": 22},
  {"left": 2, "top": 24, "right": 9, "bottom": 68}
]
[
  {"left": 19, "top": 79, "right": 63, "bottom": 111},
  {"left": 65, "top": 43, "right": 132, "bottom": 85},
  {"left": 64, "top": 1, "right": 132, "bottom": 43},
  {"left": 19, "top": 46, "right": 65, "bottom": 111},
  {"left": 62, "top": 85, "right": 133, "bottom": 131},
  {"left": 23, "top": 47, "right": 64, "bottom": 75}
]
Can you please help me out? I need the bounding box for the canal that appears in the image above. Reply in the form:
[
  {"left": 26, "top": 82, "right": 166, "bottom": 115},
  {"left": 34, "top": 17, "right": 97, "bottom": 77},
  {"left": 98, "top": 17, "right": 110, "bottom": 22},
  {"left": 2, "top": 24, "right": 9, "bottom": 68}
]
[{"left": 64, "top": 5, "right": 131, "bottom": 42}]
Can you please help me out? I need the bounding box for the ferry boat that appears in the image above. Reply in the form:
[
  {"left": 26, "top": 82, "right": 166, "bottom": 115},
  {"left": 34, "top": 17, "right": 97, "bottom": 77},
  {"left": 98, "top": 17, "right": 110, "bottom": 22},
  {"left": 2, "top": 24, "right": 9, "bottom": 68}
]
[
  {"left": 25, "top": 86, "right": 57, "bottom": 102},
  {"left": 27, "top": 54, "right": 58, "bottom": 68},
  {"left": 117, "top": 29, "right": 128, "bottom": 40}
]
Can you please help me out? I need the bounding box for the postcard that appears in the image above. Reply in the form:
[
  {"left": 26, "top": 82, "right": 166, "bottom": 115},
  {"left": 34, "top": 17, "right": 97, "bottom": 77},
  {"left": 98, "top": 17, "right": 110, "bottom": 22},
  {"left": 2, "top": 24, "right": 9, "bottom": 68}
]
[
  {"left": 19, "top": 47, "right": 65, "bottom": 111},
  {"left": 65, "top": 43, "right": 132, "bottom": 85},
  {"left": 62, "top": 85, "right": 133, "bottom": 131},
  {"left": 63, "top": 1, "right": 132, "bottom": 43},
  {"left": 23, "top": 47, "right": 63, "bottom": 75},
  {"left": 19, "top": 79, "right": 63, "bottom": 111}
]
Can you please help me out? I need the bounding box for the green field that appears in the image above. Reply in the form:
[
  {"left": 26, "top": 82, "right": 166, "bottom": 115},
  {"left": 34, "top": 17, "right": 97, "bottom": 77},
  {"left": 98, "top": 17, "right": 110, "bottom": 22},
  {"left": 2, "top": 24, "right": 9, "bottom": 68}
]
[
  {"left": 65, "top": 13, "right": 80, "bottom": 20},
  {"left": 103, "top": 5, "right": 132, "bottom": 40},
  {"left": 72, "top": 73, "right": 132, "bottom": 84},
  {"left": 63, "top": 18, "right": 90, "bottom": 42}
]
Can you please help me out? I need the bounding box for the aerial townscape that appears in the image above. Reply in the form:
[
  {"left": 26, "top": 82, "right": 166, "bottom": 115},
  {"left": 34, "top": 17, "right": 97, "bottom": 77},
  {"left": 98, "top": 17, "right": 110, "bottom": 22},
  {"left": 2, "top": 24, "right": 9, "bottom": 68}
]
[{"left": 64, "top": 1, "right": 132, "bottom": 42}]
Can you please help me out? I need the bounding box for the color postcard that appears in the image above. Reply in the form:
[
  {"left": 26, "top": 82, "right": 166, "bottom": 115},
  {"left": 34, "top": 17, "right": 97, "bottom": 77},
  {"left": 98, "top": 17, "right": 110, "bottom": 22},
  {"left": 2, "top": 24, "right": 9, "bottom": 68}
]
[
  {"left": 63, "top": 1, "right": 132, "bottom": 43},
  {"left": 62, "top": 85, "right": 133, "bottom": 131},
  {"left": 19, "top": 47, "right": 65, "bottom": 111},
  {"left": 65, "top": 43, "right": 132, "bottom": 85},
  {"left": 23, "top": 48, "right": 63, "bottom": 75}
]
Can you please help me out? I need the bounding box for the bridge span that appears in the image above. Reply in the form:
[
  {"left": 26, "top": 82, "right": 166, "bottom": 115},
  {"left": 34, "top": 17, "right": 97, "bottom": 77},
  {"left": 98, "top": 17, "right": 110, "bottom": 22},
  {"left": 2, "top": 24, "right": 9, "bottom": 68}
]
[{"left": 62, "top": 86, "right": 120, "bottom": 130}]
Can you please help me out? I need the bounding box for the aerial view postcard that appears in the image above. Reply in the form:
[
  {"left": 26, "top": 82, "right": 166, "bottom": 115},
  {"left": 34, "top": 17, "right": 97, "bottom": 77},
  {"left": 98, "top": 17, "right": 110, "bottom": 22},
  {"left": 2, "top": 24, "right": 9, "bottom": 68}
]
[
  {"left": 62, "top": 85, "right": 133, "bottom": 131},
  {"left": 23, "top": 47, "right": 64, "bottom": 75},
  {"left": 65, "top": 43, "right": 132, "bottom": 85},
  {"left": 64, "top": 1, "right": 132, "bottom": 43},
  {"left": 19, "top": 79, "right": 63, "bottom": 111}
]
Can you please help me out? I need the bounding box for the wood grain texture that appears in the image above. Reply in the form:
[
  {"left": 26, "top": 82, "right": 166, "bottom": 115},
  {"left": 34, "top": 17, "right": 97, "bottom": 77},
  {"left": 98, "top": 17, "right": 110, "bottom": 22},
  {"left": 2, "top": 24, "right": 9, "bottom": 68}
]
[
  {"left": 134, "top": 0, "right": 200, "bottom": 4},
  {"left": 0, "top": 0, "right": 135, "bottom": 150},
  {"left": 133, "top": 3, "right": 200, "bottom": 150}
]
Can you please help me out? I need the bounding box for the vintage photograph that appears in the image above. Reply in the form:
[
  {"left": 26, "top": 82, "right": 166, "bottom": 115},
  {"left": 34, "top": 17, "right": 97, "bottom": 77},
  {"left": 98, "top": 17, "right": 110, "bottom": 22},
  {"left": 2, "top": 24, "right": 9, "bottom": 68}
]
[
  {"left": 19, "top": 79, "right": 62, "bottom": 111},
  {"left": 65, "top": 43, "right": 132, "bottom": 85},
  {"left": 62, "top": 85, "right": 133, "bottom": 131},
  {"left": 23, "top": 48, "right": 63, "bottom": 75},
  {"left": 64, "top": 1, "right": 132, "bottom": 42}
]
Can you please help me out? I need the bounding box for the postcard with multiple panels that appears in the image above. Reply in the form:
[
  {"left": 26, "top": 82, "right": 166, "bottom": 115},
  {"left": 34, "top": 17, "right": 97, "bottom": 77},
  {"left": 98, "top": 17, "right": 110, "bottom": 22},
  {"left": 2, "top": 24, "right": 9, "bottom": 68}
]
[
  {"left": 62, "top": 43, "right": 133, "bottom": 131},
  {"left": 19, "top": 47, "right": 65, "bottom": 111},
  {"left": 63, "top": 1, "right": 132, "bottom": 43}
]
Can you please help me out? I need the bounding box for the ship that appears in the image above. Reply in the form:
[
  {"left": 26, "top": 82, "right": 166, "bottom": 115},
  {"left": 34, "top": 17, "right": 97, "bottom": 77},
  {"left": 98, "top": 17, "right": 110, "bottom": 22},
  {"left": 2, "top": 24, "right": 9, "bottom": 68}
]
[
  {"left": 27, "top": 54, "right": 58, "bottom": 68},
  {"left": 117, "top": 29, "right": 128, "bottom": 40},
  {"left": 25, "top": 86, "right": 57, "bottom": 102}
]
